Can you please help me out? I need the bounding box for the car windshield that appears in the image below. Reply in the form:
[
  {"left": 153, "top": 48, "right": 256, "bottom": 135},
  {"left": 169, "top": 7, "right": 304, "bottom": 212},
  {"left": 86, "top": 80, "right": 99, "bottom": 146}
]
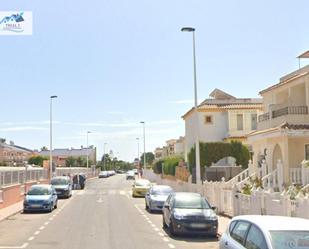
[
  {"left": 135, "top": 180, "right": 150, "bottom": 187},
  {"left": 152, "top": 187, "right": 173, "bottom": 195},
  {"left": 27, "top": 187, "right": 51, "bottom": 196},
  {"left": 174, "top": 195, "right": 210, "bottom": 209},
  {"left": 51, "top": 178, "right": 69, "bottom": 185},
  {"left": 270, "top": 231, "right": 309, "bottom": 249}
]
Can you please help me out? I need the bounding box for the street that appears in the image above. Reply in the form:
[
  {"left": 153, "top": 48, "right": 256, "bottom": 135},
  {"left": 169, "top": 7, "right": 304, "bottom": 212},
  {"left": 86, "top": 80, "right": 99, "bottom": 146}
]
[{"left": 0, "top": 175, "right": 219, "bottom": 249}]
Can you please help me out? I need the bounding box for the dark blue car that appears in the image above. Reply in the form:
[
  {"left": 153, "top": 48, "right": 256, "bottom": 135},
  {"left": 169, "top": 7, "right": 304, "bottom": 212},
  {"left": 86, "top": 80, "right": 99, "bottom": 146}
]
[{"left": 23, "top": 184, "right": 58, "bottom": 213}]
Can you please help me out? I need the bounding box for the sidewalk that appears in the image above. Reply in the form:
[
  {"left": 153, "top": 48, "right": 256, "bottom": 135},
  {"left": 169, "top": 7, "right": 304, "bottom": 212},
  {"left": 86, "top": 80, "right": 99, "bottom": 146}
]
[
  {"left": 218, "top": 215, "right": 231, "bottom": 236},
  {"left": 0, "top": 201, "right": 23, "bottom": 222}
]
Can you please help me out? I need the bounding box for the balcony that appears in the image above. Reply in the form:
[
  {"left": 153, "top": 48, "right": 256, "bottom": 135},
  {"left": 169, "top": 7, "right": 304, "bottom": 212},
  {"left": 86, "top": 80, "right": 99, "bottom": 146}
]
[{"left": 258, "top": 106, "right": 309, "bottom": 130}]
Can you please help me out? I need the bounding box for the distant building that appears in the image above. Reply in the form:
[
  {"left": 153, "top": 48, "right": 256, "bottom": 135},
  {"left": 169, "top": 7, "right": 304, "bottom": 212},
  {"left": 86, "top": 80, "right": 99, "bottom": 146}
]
[
  {"left": 39, "top": 147, "right": 96, "bottom": 167},
  {"left": 0, "top": 141, "right": 34, "bottom": 166},
  {"left": 182, "top": 88, "right": 263, "bottom": 160},
  {"left": 154, "top": 136, "right": 185, "bottom": 160}
]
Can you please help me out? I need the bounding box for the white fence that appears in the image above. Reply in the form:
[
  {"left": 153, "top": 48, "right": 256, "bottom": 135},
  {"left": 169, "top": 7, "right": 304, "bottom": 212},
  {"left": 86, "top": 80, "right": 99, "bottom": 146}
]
[
  {"left": 144, "top": 169, "right": 309, "bottom": 219},
  {"left": 56, "top": 167, "right": 99, "bottom": 178}
]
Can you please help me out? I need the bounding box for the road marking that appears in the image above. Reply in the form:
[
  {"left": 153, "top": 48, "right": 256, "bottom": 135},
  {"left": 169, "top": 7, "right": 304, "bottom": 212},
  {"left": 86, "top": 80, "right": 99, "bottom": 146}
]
[
  {"left": 151, "top": 224, "right": 155, "bottom": 227},
  {"left": 0, "top": 243, "right": 29, "bottom": 249},
  {"left": 39, "top": 226, "right": 45, "bottom": 230},
  {"left": 168, "top": 244, "right": 175, "bottom": 249},
  {"left": 96, "top": 198, "right": 103, "bottom": 203},
  {"left": 119, "top": 190, "right": 126, "bottom": 195},
  {"left": 28, "top": 237, "right": 34, "bottom": 241},
  {"left": 49, "top": 217, "right": 53, "bottom": 221},
  {"left": 154, "top": 228, "right": 160, "bottom": 231},
  {"left": 34, "top": 231, "right": 40, "bottom": 235},
  {"left": 158, "top": 232, "right": 164, "bottom": 237},
  {"left": 44, "top": 222, "right": 49, "bottom": 225},
  {"left": 147, "top": 220, "right": 152, "bottom": 224}
]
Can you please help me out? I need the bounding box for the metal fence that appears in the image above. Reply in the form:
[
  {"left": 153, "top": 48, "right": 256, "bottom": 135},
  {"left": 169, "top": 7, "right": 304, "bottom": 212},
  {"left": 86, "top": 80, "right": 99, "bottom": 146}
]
[
  {"left": 56, "top": 167, "right": 99, "bottom": 178},
  {"left": 0, "top": 169, "right": 48, "bottom": 188}
]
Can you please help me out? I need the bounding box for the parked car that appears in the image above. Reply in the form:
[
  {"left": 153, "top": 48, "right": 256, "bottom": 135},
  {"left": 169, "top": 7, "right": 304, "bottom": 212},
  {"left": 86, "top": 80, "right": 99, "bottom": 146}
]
[
  {"left": 72, "top": 174, "right": 86, "bottom": 189},
  {"left": 99, "top": 171, "right": 109, "bottom": 178},
  {"left": 23, "top": 184, "right": 58, "bottom": 213},
  {"left": 162, "top": 192, "right": 218, "bottom": 237},
  {"left": 126, "top": 170, "right": 135, "bottom": 180},
  {"left": 133, "top": 168, "right": 138, "bottom": 175},
  {"left": 50, "top": 176, "right": 72, "bottom": 198},
  {"left": 116, "top": 169, "right": 125, "bottom": 174},
  {"left": 145, "top": 185, "right": 174, "bottom": 212},
  {"left": 219, "top": 215, "right": 309, "bottom": 249},
  {"left": 132, "top": 179, "right": 151, "bottom": 197}
]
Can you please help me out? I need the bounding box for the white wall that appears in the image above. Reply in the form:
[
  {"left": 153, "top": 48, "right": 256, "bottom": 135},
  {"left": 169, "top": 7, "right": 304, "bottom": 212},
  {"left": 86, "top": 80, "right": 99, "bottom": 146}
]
[{"left": 185, "top": 111, "right": 228, "bottom": 158}]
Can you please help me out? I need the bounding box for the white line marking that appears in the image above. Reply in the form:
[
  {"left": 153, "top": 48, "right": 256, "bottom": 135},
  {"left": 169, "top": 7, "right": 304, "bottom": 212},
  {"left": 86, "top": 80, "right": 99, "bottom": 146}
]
[
  {"left": 44, "top": 222, "right": 49, "bottom": 225},
  {"left": 28, "top": 237, "right": 34, "bottom": 241},
  {"left": 39, "top": 226, "right": 45, "bottom": 230},
  {"left": 163, "top": 237, "right": 169, "bottom": 242},
  {"left": 0, "top": 243, "right": 29, "bottom": 249},
  {"left": 147, "top": 220, "right": 152, "bottom": 224},
  {"left": 154, "top": 228, "right": 160, "bottom": 231},
  {"left": 34, "top": 231, "right": 40, "bottom": 235},
  {"left": 49, "top": 217, "right": 53, "bottom": 221},
  {"left": 168, "top": 244, "right": 175, "bottom": 249},
  {"left": 158, "top": 232, "right": 164, "bottom": 237},
  {"left": 52, "top": 214, "right": 57, "bottom": 217},
  {"left": 151, "top": 224, "right": 156, "bottom": 227}
]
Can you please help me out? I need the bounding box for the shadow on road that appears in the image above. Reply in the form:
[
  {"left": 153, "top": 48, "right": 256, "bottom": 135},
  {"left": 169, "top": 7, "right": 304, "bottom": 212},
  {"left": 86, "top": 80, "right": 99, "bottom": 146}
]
[{"left": 162, "top": 227, "right": 219, "bottom": 243}]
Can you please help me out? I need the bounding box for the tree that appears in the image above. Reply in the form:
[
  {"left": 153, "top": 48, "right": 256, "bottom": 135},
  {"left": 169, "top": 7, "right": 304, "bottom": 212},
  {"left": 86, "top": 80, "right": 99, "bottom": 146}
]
[
  {"left": 0, "top": 138, "right": 6, "bottom": 143},
  {"left": 140, "top": 152, "right": 155, "bottom": 166},
  {"left": 65, "top": 157, "right": 76, "bottom": 167},
  {"left": 41, "top": 146, "right": 48, "bottom": 151},
  {"left": 28, "top": 156, "right": 48, "bottom": 166}
]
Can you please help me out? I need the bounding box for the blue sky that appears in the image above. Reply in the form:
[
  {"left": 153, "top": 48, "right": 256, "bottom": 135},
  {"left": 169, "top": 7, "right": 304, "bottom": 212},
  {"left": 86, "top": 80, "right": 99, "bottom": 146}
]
[{"left": 0, "top": 1, "right": 309, "bottom": 161}]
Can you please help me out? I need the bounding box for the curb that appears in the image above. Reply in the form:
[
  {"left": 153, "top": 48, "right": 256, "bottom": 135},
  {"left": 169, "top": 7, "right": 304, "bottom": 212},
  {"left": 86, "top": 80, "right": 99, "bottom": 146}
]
[{"left": 0, "top": 204, "right": 23, "bottom": 222}]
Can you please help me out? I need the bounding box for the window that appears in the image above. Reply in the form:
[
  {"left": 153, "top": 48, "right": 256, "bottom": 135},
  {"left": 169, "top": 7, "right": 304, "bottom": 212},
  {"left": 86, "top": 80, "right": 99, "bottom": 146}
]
[
  {"left": 245, "top": 225, "right": 268, "bottom": 249},
  {"left": 237, "top": 114, "right": 244, "bottom": 130},
  {"left": 231, "top": 221, "right": 250, "bottom": 245},
  {"left": 204, "top": 115, "right": 213, "bottom": 124},
  {"left": 305, "top": 144, "right": 309, "bottom": 160},
  {"left": 251, "top": 114, "right": 257, "bottom": 130},
  {"left": 229, "top": 221, "right": 237, "bottom": 234}
]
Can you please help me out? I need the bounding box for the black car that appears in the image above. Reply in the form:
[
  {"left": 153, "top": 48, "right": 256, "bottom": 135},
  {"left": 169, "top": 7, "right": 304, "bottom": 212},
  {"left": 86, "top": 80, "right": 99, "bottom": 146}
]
[
  {"left": 51, "top": 176, "right": 72, "bottom": 198},
  {"left": 162, "top": 192, "right": 218, "bottom": 237}
]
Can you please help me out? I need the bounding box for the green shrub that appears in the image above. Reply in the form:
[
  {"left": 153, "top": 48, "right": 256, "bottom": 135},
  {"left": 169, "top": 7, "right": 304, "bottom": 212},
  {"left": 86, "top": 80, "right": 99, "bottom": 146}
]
[
  {"left": 153, "top": 160, "right": 163, "bottom": 174},
  {"left": 162, "top": 156, "right": 183, "bottom": 176},
  {"left": 188, "top": 141, "right": 250, "bottom": 173}
]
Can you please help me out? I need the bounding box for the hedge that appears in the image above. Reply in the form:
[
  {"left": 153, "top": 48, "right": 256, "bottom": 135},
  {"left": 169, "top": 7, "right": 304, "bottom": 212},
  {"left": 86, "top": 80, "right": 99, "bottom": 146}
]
[
  {"left": 152, "top": 156, "right": 184, "bottom": 176},
  {"left": 188, "top": 141, "right": 250, "bottom": 172}
]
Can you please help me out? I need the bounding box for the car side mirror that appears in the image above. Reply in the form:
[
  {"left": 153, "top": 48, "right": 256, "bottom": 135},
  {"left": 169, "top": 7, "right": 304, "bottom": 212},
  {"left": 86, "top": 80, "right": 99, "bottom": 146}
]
[{"left": 211, "top": 206, "right": 217, "bottom": 211}]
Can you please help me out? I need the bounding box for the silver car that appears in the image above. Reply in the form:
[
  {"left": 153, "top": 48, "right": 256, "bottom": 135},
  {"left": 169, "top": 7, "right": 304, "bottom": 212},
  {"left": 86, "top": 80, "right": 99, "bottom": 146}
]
[
  {"left": 145, "top": 185, "right": 173, "bottom": 212},
  {"left": 219, "top": 215, "right": 309, "bottom": 249}
]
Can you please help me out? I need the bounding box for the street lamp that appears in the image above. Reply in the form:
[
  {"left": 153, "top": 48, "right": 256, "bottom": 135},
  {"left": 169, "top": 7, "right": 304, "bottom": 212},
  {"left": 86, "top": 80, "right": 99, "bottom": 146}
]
[
  {"left": 136, "top": 138, "right": 140, "bottom": 165},
  {"left": 50, "top": 95, "right": 58, "bottom": 179},
  {"left": 103, "top": 143, "right": 107, "bottom": 171},
  {"left": 86, "top": 131, "right": 91, "bottom": 169},
  {"left": 181, "top": 26, "right": 201, "bottom": 184},
  {"left": 140, "top": 122, "right": 146, "bottom": 170}
]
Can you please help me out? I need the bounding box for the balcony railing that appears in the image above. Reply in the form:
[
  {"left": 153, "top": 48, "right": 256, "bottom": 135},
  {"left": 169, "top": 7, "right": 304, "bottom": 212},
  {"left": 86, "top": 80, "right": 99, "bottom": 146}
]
[
  {"left": 272, "top": 106, "right": 308, "bottom": 119},
  {"left": 258, "top": 112, "right": 270, "bottom": 122}
]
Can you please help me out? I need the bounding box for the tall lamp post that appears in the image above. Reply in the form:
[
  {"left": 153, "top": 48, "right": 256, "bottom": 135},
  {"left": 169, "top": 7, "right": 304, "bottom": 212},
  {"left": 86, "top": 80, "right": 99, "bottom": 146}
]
[
  {"left": 50, "top": 95, "right": 58, "bottom": 179},
  {"left": 86, "top": 131, "right": 91, "bottom": 169},
  {"left": 181, "top": 27, "right": 201, "bottom": 184},
  {"left": 140, "top": 121, "right": 146, "bottom": 170},
  {"left": 136, "top": 137, "right": 140, "bottom": 167}
]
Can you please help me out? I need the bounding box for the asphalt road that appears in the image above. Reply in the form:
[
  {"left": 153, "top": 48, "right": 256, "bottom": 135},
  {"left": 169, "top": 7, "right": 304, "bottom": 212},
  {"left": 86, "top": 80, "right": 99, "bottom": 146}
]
[{"left": 0, "top": 175, "right": 219, "bottom": 249}]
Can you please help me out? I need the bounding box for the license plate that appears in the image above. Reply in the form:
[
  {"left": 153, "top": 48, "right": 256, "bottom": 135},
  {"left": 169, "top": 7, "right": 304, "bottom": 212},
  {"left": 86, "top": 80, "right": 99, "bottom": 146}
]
[
  {"left": 31, "top": 204, "right": 41, "bottom": 208},
  {"left": 190, "top": 223, "right": 207, "bottom": 228}
]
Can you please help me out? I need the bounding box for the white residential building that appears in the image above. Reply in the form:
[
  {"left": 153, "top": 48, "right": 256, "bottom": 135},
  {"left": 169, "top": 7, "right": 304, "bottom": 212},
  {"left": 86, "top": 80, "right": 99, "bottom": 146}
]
[{"left": 182, "top": 88, "right": 263, "bottom": 159}]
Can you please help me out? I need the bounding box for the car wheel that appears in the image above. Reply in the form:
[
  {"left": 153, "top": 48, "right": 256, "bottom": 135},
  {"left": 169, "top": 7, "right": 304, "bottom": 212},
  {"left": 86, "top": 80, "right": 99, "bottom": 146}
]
[
  {"left": 48, "top": 204, "right": 53, "bottom": 213},
  {"left": 169, "top": 219, "right": 175, "bottom": 236},
  {"left": 145, "top": 201, "right": 149, "bottom": 210},
  {"left": 54, "top": 201, "right": 58, "bottom": 209},
  {"left": 162, "top": 216, "right": 167, "bottom": 228}
]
